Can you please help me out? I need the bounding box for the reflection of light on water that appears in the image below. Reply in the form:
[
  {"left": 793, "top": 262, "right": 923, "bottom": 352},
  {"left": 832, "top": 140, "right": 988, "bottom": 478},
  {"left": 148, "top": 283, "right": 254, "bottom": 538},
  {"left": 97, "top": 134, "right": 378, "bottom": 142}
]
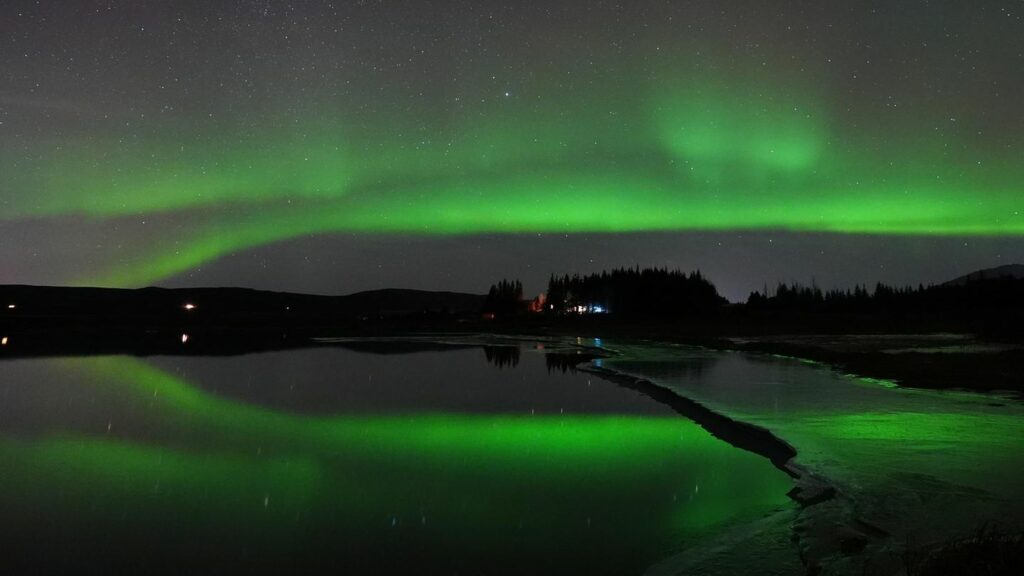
[
  {"left": 181, "top": 334, "right": 189, "bottom": 344},
  {"left": 594, "top": 358, "right": 603, "bottom": 368}
]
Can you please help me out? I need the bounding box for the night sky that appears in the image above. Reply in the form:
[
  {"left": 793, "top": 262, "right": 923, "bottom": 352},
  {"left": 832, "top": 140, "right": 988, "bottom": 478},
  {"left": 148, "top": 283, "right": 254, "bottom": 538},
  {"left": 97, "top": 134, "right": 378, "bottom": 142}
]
[{"left": 2, "top": 1, "right": 1022, "bottom": 301}]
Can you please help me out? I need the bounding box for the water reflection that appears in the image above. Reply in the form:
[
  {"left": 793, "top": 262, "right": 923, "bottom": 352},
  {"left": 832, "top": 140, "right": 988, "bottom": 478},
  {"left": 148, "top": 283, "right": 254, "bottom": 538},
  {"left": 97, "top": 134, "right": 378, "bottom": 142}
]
[
  {"left": 0, "top": 341, "right": 794, "bottom": 576},
  {"left": 482, "top": 345, "right": 520, "bottom": 368},
  {"left": 545, "top": 351, "right": 599, "bottom": 374},
  {"left": 142, "top": 345, "right": 670, "bottom": 416}
]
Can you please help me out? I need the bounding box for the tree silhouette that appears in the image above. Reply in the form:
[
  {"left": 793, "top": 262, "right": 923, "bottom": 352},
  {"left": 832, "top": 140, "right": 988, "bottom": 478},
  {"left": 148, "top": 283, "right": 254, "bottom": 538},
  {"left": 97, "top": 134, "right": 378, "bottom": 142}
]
[
  {"left": 545, "top": 267, "right": 726, "bottom": 317},
  {"left": 744, "top": 277, "right": 1024, "bottom": 335},
  {"left": 482, "top": 278, "right": 523, "bottom": 315}
]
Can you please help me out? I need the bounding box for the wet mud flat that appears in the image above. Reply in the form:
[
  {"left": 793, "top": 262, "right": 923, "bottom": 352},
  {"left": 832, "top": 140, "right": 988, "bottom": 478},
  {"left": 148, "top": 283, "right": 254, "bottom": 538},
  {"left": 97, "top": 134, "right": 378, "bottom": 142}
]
[
  {"left": 584, "top": 340, "right": 1024, "bottom": 575},
  {"left": 714, "top": 333, "right": 1024, "bottom": 396}
]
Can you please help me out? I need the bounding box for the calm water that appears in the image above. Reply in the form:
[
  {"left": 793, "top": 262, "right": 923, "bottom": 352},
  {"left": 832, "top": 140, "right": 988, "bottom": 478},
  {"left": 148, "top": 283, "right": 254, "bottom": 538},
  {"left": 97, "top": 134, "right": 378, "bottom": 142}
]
[{"left": 0, "top": 339, "right": 793, "bottom": 575}]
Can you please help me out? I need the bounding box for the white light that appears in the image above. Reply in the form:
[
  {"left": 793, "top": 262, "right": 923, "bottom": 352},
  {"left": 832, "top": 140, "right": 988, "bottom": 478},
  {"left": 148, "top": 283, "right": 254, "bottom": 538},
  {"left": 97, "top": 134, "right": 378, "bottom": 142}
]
[
  {"left": 183, "top": 303, "right": 196, "bottom": 310},
  {"left": 181, "top": 334, "right": 189, "bottom": 344},
  {"left": 6, "top": 304, "right": 14, "bottom": 309},
  {"left": 1, "top": 336, "right": 7, "bottom": 346}
]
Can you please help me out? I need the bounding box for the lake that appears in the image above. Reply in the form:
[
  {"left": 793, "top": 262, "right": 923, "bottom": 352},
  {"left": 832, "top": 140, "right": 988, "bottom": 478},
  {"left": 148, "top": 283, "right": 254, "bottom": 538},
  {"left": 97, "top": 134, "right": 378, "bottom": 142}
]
[{"left": 0, "top": 337, "right": 796, "bottom": 575}]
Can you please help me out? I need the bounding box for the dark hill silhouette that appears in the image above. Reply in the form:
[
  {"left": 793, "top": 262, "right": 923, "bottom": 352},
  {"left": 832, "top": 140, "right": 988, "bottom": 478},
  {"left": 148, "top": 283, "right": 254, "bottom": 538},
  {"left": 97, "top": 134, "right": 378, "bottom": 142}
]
[
  {"left": 942, "top": 264, "right": 1024, "bottom": 286},
  {"left": 0, "top": 284, "right": 485, "bottom": 329},
  {"left": 3, "top": 263, "right": 1022, "bottom": 338}
]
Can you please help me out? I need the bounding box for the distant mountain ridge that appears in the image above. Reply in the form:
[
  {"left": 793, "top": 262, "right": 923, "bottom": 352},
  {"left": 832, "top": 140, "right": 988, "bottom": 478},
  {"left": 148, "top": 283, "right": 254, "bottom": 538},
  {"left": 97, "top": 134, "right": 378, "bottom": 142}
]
[{"left": 943, "top": 264, "right": 1024, "bottom": 286}]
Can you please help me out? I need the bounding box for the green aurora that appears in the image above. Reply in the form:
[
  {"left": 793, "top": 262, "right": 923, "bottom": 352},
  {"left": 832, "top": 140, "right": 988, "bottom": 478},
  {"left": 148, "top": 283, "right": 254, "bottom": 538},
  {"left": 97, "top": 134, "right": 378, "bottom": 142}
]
[{"left": 3, "top": 66, "right": 1021, "bottom": 287}]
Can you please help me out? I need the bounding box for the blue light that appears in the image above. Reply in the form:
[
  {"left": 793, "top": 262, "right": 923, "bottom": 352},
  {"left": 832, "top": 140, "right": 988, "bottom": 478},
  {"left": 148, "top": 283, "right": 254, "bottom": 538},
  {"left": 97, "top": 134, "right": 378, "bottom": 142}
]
[{"left": 592, "top": 305, "right": 605, "bottom": 313}]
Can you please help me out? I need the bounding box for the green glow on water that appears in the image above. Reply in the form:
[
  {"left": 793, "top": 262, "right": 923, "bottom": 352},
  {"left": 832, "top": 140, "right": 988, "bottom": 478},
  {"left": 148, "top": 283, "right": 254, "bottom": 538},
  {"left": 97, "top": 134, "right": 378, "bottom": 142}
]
[
  {"left": 0, "top": 356, "right": 794, "bottom": 572},
  {"left": 803, "top": 410, "right": 1024, "bottom": 457},
  {"left": 790, "top": 408, "right": 1024, "bottom": 505}
]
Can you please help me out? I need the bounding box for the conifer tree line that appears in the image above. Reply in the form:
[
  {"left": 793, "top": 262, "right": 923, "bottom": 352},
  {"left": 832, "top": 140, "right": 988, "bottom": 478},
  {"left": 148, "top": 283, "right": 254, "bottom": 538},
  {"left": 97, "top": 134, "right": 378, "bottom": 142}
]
[
  {"left": 546, "top": 267, "right": 725, "bottom": 316},
  {"left": 481, "top": 278, "right": 523, "bottom": 315},
  {"left": 746, "top": 277, "right": 1024, "bottom": 314},
  {"left": 482, "top": 267, "right": 1022, "bottom": 325}
]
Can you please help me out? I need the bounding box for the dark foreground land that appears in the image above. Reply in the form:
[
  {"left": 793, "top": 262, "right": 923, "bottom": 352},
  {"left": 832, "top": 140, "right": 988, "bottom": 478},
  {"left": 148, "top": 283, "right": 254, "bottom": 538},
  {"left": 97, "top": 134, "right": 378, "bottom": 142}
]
[{"left": 1, "top": 284, "right": 1022, "bottom": 396}]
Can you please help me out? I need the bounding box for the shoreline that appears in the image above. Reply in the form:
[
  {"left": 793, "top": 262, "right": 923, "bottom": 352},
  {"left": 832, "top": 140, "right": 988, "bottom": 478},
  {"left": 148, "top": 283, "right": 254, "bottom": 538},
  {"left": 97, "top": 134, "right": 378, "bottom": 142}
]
[
  {"left": 3, "top": 323, "right": 1021, "bottom": 398},
  {"left": 489, "top": 323, "right": 1024, "bottom": 397},
  {"left": 574, "top": 344, "right": 865, "bottom": 576},
  {"left": 577, "top": 338, "right": 1024, "bottom": 575},
  {"left": 697, "top": 335, "right": 1024, "bottom": 398}
]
